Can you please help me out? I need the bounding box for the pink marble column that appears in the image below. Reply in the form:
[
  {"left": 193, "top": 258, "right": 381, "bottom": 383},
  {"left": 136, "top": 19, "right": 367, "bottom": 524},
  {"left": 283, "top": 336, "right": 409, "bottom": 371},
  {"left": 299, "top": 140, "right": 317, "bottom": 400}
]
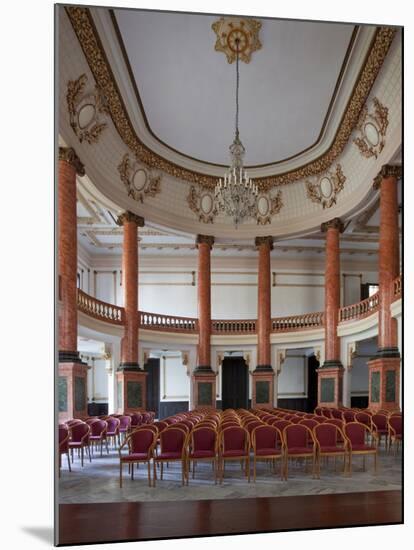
[
  {"left": 195, "top": 234, "right": 214, "bottom": 372},
  {"left": 254, "top": 236, "right": 273, "bottom": 370}
]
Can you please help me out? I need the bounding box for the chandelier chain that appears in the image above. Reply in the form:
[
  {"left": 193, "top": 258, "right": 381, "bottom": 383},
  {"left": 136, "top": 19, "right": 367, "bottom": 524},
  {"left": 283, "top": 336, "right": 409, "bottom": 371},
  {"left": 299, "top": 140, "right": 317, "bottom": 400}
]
[{"left": 235, "top": 41, "right": 240, "bottom": 139}]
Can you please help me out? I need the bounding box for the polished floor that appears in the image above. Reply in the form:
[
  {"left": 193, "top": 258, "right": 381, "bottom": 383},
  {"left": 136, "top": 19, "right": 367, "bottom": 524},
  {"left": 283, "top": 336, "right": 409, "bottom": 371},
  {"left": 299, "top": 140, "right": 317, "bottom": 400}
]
[
  {"left": 58, "top": 490, "right": 402, "bottom": 545},
  {"left": 59, "top": 444, "right": 401, "bottom": 503}
]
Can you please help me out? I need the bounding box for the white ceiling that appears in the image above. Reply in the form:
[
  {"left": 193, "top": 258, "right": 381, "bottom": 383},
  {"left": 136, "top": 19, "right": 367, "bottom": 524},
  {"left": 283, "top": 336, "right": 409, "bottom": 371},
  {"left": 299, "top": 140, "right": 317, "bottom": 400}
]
[{"left": 113, "top": 10, "right": 355, "bottom": 166}]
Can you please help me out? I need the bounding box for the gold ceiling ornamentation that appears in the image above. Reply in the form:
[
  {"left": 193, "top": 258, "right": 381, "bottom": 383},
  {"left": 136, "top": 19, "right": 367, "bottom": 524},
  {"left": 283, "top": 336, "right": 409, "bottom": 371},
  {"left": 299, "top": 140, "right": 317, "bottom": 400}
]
[
  {"left": 59, "top": 146, "right": 85, "bottom": 176},
  {"left": 115, "top": 210, "right": 145, "bottom": 227},
  {"left": 373, "top": 163, "right": 402, "bottom": 189},
  {"left": 66, "top": 7, "right": 396, "bottom": 190},
  {"left": 353, "top": 97, "right": 389, "bottom": 158},
  {"left": 118, "top": 153, "right": 161, "bottom": 203},
  {"left": 211, "top": 17, "right": 262, "bottom": 64},
  {"left": 187, "top": 186, "right": 218, "bottom": 224},
  {"left": 66, "top": 73, "right": 109, "bottom": 144},
  {"left": 305, "top": 164, "right": 346, "bottom": 209},
  {"left": 256, "top": 190, "right": 283, "bottom": 225}
]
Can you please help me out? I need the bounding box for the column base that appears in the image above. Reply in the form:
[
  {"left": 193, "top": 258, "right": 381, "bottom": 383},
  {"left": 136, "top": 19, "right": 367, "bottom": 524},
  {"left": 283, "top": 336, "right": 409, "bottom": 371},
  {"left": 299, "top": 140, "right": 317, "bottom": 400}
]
[
  {"left": 58, "top": 362, "right": 88, "bottom": 422},
  {"left": 116, "top": 369, "right": 148, "bottom": 414},
  {"left": 251, "top": 370, "right": 275, "bottom": 409},
  {"left": 192, "top": 370, "right": 216, "bottom": 410},
  {"left": 117, "top": 362, "right": 141, "bottom": 372},
  {"left": 317, "top": 362, "right": 344, "bottom": 408},
  {"left": 194, "top": 365, "right": 214, "bottom": 374},
  {"left": 367, "top": 356, "right": 400, "bottom": 412}
]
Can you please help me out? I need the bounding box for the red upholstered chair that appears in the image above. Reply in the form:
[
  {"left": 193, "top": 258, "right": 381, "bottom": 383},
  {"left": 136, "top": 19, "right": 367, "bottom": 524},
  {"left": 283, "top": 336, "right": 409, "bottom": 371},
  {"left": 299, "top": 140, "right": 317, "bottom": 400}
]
[
  {"left": 344, "top": 422, "right": 378, "bottom": 474},
  {"left": 272, "top": 419, "right": 291, "bottom": 432},
  {"left": 106, "top": 417, "right": 120, "bottom": 449},
  {"left": 313, "top": 416, "right": 327, "bottom": 424},
  {"left": 251, "top": 425, "right": 284, "bottom": 481},
  {"left": 66, "top": 419, "right": 84, "bottom": 427},
  {"left": 119, "top": 427, "right": 157, "bottom": 487},
  {"left": 371, "top": 414, "right": 389, "bottom": 449},
  {"left": 355, "top": 411, "right": 372, "bottom": 431},
  {"left": 342, "top": 410, "right": 356, "bottom": 424},
  {"left": 130, "top": 413, "right": 143, "bottom": 429},
  {"left": 331, "top": 409, "right": 344, "bottom": 419},
  {"left": 290, "top": 416, "right": 303, "bottom": 424},
  {"left": 283, "top": 424, "right": 316, "bottom": 480},
  {"left": 299, "top": 419, "right": 318, "bottom": 430},
  {"left": 153, "top": 421, "right": 168, "bottom": 433},
  {"left": 68, "top": 422, "right": 91, "bottom": 467},
  {"left": 153, "top": 427, "right": 188, "bottom": 486},
  {"left": 218, "top": 426, "right": 250, "bottom": 483},
  {"left": 388, "top": 415, "right": 402, "bottom": 454},
  {"left": 89, "top": 419, "right": 109, "bottom": 457},
  {"left": 313, "top": 423, "right": 348, "bottom": 478},
  {"left": 142, "top": 412, "right": 153, "bottom": 424},
  {"left": 321, "top": 408, "right": 333, "bottom": 419},
  {"left": 118, "top": 415, "right": 132, "bottom": 441},
  {"left": 314, "top": 407, "right": 323, "bottom": 416},
  {"left": 245, "top": 421, "right": 263, "bottom": 435},
  {"left": 59, "top": 424, "right": 71, "bottom": 475},
  {"left": 187, "top": 427, "right": 218, "bottom": 484}
]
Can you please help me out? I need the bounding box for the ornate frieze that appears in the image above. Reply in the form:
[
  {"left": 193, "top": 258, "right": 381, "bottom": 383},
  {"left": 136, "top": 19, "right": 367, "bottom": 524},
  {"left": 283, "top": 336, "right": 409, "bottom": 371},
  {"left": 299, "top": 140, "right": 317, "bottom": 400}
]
[
  {"left": 58, "top": 146, "right": 85, "bottom": 176},
  {"left": 353, "top": 97, "right": 389, "bottom": 159},
  {"left": 187, "top": 186, "right": 218, "bottom": 223},
  {"left": 118, "top": 153, "right": 161, "bottom": 203},
  {"left": 65, "top": 6, "right": 397, "bottom": 190},
  {"left": 305, "top": 164, "right": 346, "bottom": 209},
  {"left": 256, "top": 191, "right": 283, "bottom": 224},
  {"left": 66, "top": 73, "right": 108, "bottom": 144},
  {"left": 212, "top": 17, "right": 262, "bottom": 64}
]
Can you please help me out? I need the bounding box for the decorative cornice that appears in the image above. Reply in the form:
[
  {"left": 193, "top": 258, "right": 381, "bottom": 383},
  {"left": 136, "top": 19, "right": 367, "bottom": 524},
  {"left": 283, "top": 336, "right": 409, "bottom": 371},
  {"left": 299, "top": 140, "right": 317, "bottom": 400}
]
[
  {"left": 58, "top": 146, "right": 85, "bottom": 176},
  {"left": 196, "top": 234, "right": 215, "bottom": 248},
  {"left": 65, "top": 6, "right": 396, "bottom": 189},
  {"left": 373, "top": 164, "right": 403, "bottom": 189},
  {"left": 320, "top": 217, "right": 345, "bottom": 233},
  {"left": 255, "top": 236, "right": 274, "bottom": 250},
  {"left": 116, "top": 211, "right": 145, "bottom": 227}
]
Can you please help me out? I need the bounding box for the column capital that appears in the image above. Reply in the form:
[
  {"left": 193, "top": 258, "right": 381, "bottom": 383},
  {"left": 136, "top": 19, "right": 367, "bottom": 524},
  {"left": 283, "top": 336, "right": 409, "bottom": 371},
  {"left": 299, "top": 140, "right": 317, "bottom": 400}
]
[
  {"left": 116, "top": 211, "right": 145, "bottom": 227},
  {"left": 254, "top": 236, "right": 274, "bottom": 250},
  {"left": 321, "top": 218, "right": 344, "bottom": 233},
  {"left": 58, "top": 146, "right": 85, "bottom": 176},
  {"left": 373, "top": 164, "right": 402, "bottom": 189},
  {"left": 196, "top": 234, "right": 215, "bottom": 249}
]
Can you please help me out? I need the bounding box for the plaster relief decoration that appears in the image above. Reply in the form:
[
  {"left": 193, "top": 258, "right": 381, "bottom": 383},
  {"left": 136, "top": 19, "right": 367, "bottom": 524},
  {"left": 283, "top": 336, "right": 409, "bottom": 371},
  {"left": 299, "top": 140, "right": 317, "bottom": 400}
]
[
  {"left": 187, "top": 185, "right": 218, "bottom": 223},
  {"left": 256, "top": 190, "right": 283, "bottom": 225},
  {"left": 118, "top": 153, "right": 161, "bottom": 203},
  {"left": 353, "top": 97, "right": 389, "bottom": 159},
  {"left": 305, "top": 164, "right": 346, "bottom": 209},
  {"left": 212, "top": 17, "right": 262, "bottom": 64},
  {"left": 67, "top": 73, "right": 108, "bottom": 144}
]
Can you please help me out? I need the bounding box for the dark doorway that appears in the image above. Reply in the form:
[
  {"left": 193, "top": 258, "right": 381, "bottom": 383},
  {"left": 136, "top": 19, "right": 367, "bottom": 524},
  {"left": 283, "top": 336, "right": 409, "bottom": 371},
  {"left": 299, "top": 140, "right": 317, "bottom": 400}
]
[
  {"left": 144, "top": 358, "right": 160, "bottom": 418},
  {"left": 306, "top": 354, "right": 319, "bottom": 413},
  {"left": 221, "top": 356, "right": 248, "bottom": 410}
]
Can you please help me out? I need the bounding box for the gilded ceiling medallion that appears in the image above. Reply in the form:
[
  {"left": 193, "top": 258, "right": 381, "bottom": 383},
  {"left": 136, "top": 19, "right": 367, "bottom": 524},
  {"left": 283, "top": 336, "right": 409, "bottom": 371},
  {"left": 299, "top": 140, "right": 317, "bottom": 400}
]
[
  {"left": 353, "top": 97, "right": 389, "bottom": 159},
  {"left": 211, "top": 17, "right": 262, "bottom": 64},
  {"left": 66, "top": 7, "right": 396, "bottom": 189},
  {"left": 256, "top": 191, "right": 283, "bottom": 225},
  {"left": 118, "top": 153, "right": 161, "bottom": 203},
  {"left": 305, "top": 164, "right": 346, "bottom": 209},
  {"left": 67, "top": 73, "right": 108, "bottom": 144},
  {"left": 187, "top": 186, "right": 218, "bottom": 223}
]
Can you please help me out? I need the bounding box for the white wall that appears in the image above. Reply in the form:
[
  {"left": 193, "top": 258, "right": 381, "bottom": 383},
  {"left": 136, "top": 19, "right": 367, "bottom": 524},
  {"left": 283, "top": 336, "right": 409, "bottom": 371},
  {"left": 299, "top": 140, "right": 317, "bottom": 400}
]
[{"left": 277, "top": 353, "right": 308, "bottom": 398}]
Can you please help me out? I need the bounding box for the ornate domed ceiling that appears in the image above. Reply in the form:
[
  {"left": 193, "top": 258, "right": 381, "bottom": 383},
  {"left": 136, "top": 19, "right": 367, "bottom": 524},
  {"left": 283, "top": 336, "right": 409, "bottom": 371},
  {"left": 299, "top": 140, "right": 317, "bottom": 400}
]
[{"left": 58, "top": 6, "right": 402, "bottom": 240}]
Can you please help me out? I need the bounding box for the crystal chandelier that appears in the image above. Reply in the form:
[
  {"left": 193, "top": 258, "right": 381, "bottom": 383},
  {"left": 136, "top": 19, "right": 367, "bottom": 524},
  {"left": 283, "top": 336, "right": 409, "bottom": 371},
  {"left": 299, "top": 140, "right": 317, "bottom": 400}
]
[{"left": 215, "top": 38, "right": 258, "bottom": 228}]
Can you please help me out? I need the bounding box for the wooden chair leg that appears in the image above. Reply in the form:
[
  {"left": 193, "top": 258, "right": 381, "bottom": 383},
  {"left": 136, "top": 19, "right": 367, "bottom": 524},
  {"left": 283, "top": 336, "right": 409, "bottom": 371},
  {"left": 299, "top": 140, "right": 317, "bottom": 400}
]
[
  {"left": 247, "top": 457, "right": 250, "bottom": 483},
  {"left": 120, "top": 461, "right": 122, "bottom": 488},
  {"left": 87, "top": 445, "right": 92, "bottom": 462},
  {"left": 131, "top": 463, "right": 134, "bottom": 480},
  {"left": 81, "top": 447, "right": 84, "bottom": 467},
  {"left": 147, "top": 461, "right": 151, "bottom": 487},
  {"left": 161, "top": 462, "right": 164, "bottom": 480},
  {"left": 153, "top": 460, "right": 157, "bottom": 487},
  {"left": 253, "top": 456, "right": 256, "bottom": 482},
  {"left": 67, "top": 453, "right": 71, "bottom": 472}
]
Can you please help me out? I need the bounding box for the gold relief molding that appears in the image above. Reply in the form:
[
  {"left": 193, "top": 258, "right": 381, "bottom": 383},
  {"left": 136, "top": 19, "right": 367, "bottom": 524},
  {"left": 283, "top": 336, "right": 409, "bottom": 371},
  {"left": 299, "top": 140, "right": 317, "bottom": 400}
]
[
  {"left": 187, "top": 186, "right": 218, "bottom": 224},
  {"left": 196, "top": 234, "right": 215, "bottom": 249},
  {"left": 65, "top": 6, "right": 397, "bottom": 189},
  {"left": 321, "top": 217, "right": 345, "bottom": 233},
  {"left": 59, "top": 146, "right": 85, "bottom": 176},
  {"left": 306, "top": 164, "right": 346, "bottom": 209},
  {"left": 116, "top": 210, "right": 145, "bottom": 227},
  {"left": 256, "top": 190, "right": 283, "bottom": 225},
  {"left": 373, "top": 164, "right": 403, "bottom": 189},
  {"left": 255, "top": 236, "right": 274, "bottom": 250},
  {"left": 67, "top": 73, "right": 109, "bottom": 144},
  {"left": 118, "top": 153, "right": 162, "bottom": 203},
  {"left": 353, "top": 97, "right": 388, "bottom": 159},
  {"left": 212, "top": 17, "right": 262, "bottom": 64}
]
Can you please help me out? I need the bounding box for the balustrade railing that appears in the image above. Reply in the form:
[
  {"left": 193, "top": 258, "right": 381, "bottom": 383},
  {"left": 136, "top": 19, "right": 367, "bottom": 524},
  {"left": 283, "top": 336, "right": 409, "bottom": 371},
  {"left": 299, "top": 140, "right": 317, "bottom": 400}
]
[
  {"left": 393, "top": 275, "right": 402, "bottom": 298},
  {"left": 271, "top": 312, "right": 324, "bottom": 332},
  {"left": 338, "top": 291, "right": 379, "bottom": 323},
  {"left": 139, "top": 311, "right": 198, "bottom": 333},
  {"left": 211, "top": 319, "right": 256, "bottom": 334},
  {"left": 77, "top": 290, "right": 124, "bottom": 325}
]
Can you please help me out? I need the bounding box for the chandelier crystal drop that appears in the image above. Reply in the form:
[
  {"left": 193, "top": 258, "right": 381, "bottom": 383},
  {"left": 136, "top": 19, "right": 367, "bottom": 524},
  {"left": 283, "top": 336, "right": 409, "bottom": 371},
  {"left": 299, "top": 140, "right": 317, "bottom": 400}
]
[{"left": 214, "top": 39, "right": 258, "bottom": 228}]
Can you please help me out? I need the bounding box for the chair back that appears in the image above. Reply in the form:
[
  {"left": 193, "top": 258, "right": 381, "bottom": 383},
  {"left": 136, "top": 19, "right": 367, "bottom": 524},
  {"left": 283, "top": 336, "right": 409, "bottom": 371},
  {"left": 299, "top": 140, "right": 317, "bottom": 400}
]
[
  {"left": 70, "top": 422, "right": 90, "bottom": 443},
  {"left": 290, "top": 416, "right": 303, "bottom": 424},
  {"left": 59, "top": 425, "right": 69, "bottom": 452},
  {"left": 355, "top": 412, "right": 372, "bottom": 428},
  {"left": 160, "top": 427, "right": 187, "bottom": 455},
  {"left": 130, "top": 413, "right": 143, "bottom": 427},
  {"left": 90, "top": 419, "right": 107, "bottom": 437},
  {"left": 388, "top": 415, "right": 402, "bottom": 436},
  {"left": 272, "top": 420, "right": 291, "bottom": 432},
  {"left": 106, "top": 417, "right": 120, "bottom": 434},
  {"left": 314, "top": 407, "right": 323, "bottom": 416},
  {"left": 321, "top": 408, "right": 333, "bottom": 419},
  {"left": 331, "top": 409, "right": 343, "bottom": 419},
  {"left": 138, "top": 424, "right": 158, "bottom": 434},
  {"left": 191, "top": 427, "right": 217, "bottom": 453},
  {"left": 245, "top": 421, "right": 263, "bottom": 434},
  {"left": 221, "top": 426, "right": 249, "bottom": 452},
  {"left": 314, "top": 423, "right": 342, "bottom": 448},
  {"left": 313, "top": 416, "right": 327, "bottom": 424},
  {"left": 66, "top": 419, "right": 84, "bottom": 426},
  {"left": 142, "top": 412, "right": 153, "bottom": 424},
  {"left": 326, "top": 418, "right": 344, "bottom": 431},
  {"left": 371, "top": 414, "right": 387, "bottom": 431},
  {"left": 172, "top": 422, "right": 190, "bottom": 433},
  {"left": 119, "top": 415, "right": 132, "bottom": 430},
  {"left": 299, "top": 419, "right": 318, "bottom": 430},
  {"left": 344, "top": 422, "right": 367, "bottom": 447},
  {"left": 85, "top": 417, "right": 99, "bottom": 425},
  {"left": 252, "top": 425, "right": 282, "bottom": 451},
  {"left": 283, "top": 424, "right": 314, "bottom": 450},
  {"left": 342, "top": 410, "right": 356, "bottom": 423},
  {"left": 153, "top": 421, "right": 168, "bottom": 433},
  {"left": 128, "top": 428, "right": 157, "bottom": 455}
]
